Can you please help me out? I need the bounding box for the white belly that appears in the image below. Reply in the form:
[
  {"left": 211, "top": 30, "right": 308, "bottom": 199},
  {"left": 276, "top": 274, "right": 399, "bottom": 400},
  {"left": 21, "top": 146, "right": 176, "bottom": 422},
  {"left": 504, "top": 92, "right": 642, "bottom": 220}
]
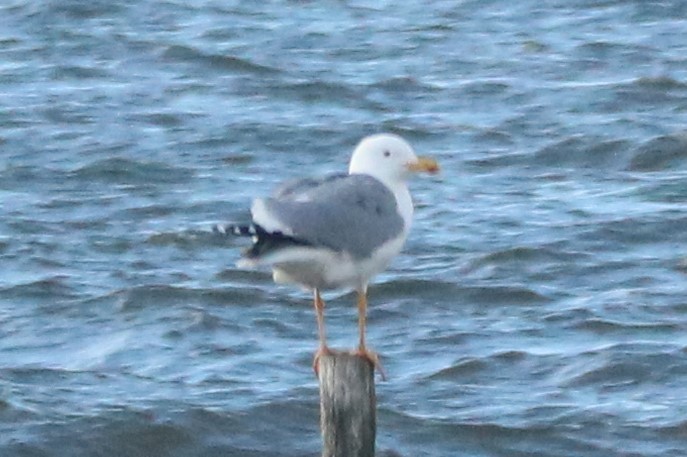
[{"left": 269, "top": 234, "right": 407, "bottom": 291}]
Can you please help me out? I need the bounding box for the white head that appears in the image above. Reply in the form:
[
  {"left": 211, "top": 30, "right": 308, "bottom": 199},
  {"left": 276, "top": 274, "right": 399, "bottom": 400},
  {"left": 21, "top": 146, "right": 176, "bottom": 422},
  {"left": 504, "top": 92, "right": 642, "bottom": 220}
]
[{"left": 348, "top": 133, "right": 439, "bottom": 188}]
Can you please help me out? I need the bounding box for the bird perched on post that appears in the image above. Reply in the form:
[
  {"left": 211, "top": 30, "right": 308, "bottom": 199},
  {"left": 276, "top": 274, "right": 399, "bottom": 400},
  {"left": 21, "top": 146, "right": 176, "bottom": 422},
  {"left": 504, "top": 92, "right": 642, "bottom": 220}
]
[{"left": 215, "top": 133, "right": 439, "bottom": 377}]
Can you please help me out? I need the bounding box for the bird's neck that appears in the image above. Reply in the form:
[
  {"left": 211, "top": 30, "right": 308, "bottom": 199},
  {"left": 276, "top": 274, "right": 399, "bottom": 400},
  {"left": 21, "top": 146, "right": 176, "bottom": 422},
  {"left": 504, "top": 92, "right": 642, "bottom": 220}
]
[{"left": 393, "top": 184, "right": 414, "bottom": 234}]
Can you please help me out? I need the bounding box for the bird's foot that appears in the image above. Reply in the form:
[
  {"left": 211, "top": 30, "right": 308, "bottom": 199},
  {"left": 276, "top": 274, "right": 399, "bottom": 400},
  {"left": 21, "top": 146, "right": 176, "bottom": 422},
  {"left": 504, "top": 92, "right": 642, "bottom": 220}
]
[
  {"left": 353, "top": 347, "right": 387, "bottom": 381},
  {"left": 312, "top": 345, "right": 337, "bottom": 378}
]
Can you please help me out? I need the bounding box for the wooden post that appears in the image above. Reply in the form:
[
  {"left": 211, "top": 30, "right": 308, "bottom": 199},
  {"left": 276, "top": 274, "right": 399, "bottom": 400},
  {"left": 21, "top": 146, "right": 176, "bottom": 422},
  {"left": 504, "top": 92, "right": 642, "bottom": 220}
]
[{"left": 318, "top": 352, "right": 376, "bottom": 457}]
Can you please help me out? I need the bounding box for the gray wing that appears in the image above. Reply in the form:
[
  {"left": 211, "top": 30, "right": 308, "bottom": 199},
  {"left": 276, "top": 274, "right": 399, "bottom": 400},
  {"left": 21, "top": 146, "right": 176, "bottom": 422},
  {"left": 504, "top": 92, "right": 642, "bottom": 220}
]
[
  {"left": 261, "top": 174, "right": 404, "bottom": 259},
  {"left": 273, "top": 173, "right": 348, "bottom": 198}
]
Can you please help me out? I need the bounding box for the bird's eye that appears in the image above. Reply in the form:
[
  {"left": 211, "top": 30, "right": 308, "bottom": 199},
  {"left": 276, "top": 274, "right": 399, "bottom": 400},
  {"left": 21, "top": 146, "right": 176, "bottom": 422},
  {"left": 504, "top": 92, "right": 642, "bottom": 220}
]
[{"left": 383, "top": 150, "right": 391, "bottom": 157}]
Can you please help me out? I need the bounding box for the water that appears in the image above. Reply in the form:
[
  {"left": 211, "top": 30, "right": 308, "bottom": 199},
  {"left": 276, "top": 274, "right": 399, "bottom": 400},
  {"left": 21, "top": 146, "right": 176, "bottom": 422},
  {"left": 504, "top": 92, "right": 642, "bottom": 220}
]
[{"left": 2, "top": 1, "right": 687, "bottom": 456}]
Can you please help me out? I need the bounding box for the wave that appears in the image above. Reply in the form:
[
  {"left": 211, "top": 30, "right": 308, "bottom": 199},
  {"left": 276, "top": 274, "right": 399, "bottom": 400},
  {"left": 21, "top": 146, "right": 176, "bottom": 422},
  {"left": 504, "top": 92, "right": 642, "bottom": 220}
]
[
  {"left": 370, "top": 76, "right": 442, "bottom": 93},
  {"left": 161, "top": 45, "right": 279, "bottom": 76},
  {"left": 373, "top": 278, "right": 548, "bottom": 305},
  {"left": 472, "top": 245, "right": 583, "bottom": 266},
  {"left": 628, "top": 133, "right": 687, "bottom": 171},
  {"left": 70, "top": 157, "right": 194, "bottom": 185},
  {"left": 117, "top": 284, "right": 267, "bottom": 311},
  {"left": 580, "top": 214, "right": 687, "bottom": 245},
  {"left": 558, "top": 342, "right": 684, "bottom": 388},
  {"left": 574, "top": 318, "right": 680, "bottom": 333},
  {"left": 634, "top": 75, "right": 687, "bottom": 91},
  {"left": 41, "top": 0, "right": 124, "bottom": 19},
  {"left": 534, "top": 136, "right": 631, "bottom": 169},
  {"left": 1, "top": 277, "right": 77, "bottom": 301},
  {"left": 267, "top": 78, "right": 366, "bottom": 107}
]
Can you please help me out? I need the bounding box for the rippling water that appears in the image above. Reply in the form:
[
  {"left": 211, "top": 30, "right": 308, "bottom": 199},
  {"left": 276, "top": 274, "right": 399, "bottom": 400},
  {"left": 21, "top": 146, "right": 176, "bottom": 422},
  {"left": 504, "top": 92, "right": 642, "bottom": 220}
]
[{"left": 2, "top": 1, "right": 687, "bottom": 456}]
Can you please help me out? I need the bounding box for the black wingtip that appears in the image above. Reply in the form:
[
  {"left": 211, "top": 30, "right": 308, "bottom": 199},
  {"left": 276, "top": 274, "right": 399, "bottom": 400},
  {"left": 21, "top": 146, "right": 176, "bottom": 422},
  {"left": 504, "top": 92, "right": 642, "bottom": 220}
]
[
  {"left": 213, "top": 223, "right": 311, "bottom": 259},
  {"left": 244, "top": 228, "right": 311, "bottom": 259},
  {"left": 213, "top": 223, "right": 260, "bottom": 237}
]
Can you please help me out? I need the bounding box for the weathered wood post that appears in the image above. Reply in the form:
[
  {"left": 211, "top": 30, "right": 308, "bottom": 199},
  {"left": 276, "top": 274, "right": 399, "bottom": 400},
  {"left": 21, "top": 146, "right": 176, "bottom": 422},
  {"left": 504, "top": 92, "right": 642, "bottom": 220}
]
[{"left": 317, "top": 352, "right": 376, "bottom": 457}]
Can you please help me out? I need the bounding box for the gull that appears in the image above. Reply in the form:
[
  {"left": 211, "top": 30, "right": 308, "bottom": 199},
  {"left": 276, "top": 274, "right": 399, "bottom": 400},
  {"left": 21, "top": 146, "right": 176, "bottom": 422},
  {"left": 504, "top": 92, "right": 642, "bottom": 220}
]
[{"left": 216, "top": 133, "right": 439, "bottom": 376}]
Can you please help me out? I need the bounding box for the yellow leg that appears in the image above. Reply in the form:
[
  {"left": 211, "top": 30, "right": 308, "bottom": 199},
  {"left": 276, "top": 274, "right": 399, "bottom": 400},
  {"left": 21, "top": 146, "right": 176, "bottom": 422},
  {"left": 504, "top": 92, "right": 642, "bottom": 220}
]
[
  {"left": 355, "top": 289, "right": 386, "bottom": 380},
  {"left": 314, "top": 289, "right": 328, "bottom": 350},
  {"left": 312, "top": 289, "right": 334, "bottom": 376},
  {"left": 357, "top": 290, "right": 367, "bottom": 351}
]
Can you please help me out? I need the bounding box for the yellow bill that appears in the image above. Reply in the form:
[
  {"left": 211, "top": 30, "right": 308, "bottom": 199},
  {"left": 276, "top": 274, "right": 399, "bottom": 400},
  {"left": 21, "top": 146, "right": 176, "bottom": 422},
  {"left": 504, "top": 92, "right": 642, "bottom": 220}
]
[{"left": 407, "top": 156, "right": 440, "bottom": 174}]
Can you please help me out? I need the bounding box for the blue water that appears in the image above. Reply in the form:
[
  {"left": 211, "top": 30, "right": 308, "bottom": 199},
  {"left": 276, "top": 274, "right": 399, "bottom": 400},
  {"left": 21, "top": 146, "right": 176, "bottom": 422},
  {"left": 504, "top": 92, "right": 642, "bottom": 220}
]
[{"left": 2, "top": 1, "right": 687, "bottom": 456}]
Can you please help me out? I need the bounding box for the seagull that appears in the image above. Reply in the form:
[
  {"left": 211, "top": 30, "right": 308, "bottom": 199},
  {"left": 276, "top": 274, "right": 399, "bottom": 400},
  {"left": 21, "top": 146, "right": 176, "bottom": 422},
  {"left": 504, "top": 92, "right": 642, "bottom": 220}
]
[{"left": 215, "top": 133, "right": 439, "bottom": 377}]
